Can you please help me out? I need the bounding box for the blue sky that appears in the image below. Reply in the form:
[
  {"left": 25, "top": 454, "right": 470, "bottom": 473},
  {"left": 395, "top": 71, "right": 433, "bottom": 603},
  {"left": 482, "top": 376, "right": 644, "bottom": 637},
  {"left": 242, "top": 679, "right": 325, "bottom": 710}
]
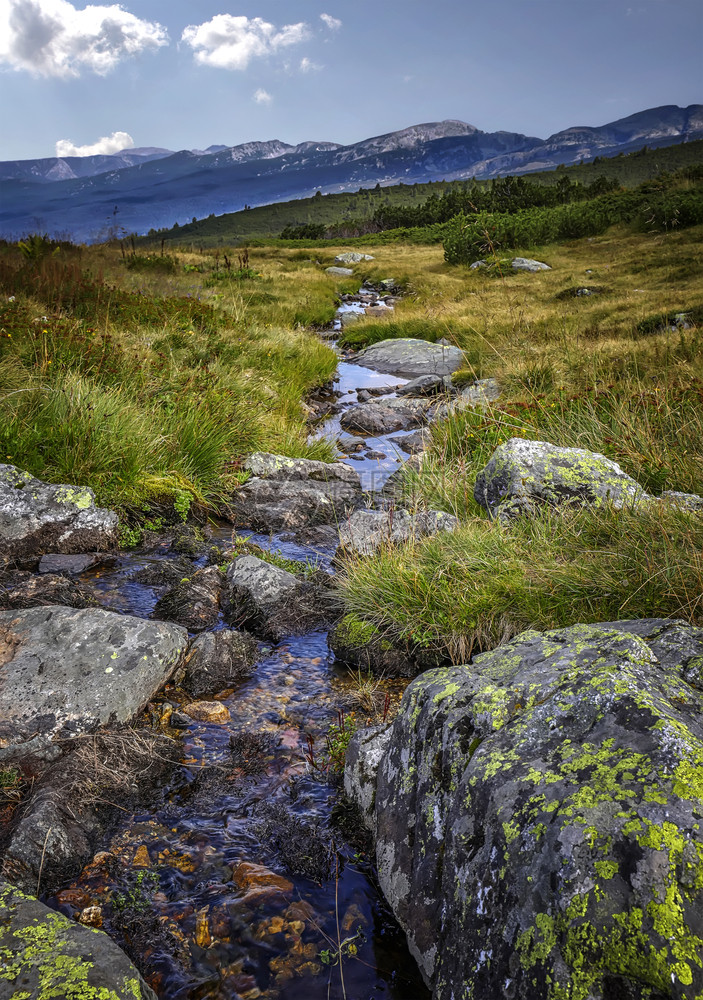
[{"left": 0, "top": 0, "right": 701, "bottom": 161}]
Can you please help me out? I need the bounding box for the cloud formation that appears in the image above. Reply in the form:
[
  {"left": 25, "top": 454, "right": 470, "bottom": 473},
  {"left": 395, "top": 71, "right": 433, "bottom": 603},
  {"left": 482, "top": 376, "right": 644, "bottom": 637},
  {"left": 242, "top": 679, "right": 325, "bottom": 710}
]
[
  {"left": 0, "top": 0, "right": 167, "bottom": 77},
  {"left": 56, "top": 130, "right": 134, "bottom": 157},
  {"left": 299, "top": 56, "right": 321, "bottom": 73},
  {"left": 253, "top": 88, "right": 272, "bottom": 105},
  {"left": 320, "top": 13, "right": 342, "bottom": 31},
  {"left": 182, "top": 14, "right": 309, "bottom": 71}
]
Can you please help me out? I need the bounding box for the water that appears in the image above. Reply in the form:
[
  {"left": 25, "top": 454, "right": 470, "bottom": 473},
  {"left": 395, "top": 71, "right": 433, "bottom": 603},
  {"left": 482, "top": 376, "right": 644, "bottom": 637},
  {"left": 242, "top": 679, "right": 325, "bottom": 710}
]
[{"left": 47, "top": 290, "right": 430, "bottom": 1000}]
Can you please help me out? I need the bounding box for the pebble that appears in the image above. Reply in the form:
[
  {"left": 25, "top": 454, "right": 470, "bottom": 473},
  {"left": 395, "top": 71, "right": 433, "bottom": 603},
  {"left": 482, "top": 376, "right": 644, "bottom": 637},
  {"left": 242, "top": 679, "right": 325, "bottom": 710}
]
[{"left": 183, "top": 701, "right": 231, "bottom": 724}]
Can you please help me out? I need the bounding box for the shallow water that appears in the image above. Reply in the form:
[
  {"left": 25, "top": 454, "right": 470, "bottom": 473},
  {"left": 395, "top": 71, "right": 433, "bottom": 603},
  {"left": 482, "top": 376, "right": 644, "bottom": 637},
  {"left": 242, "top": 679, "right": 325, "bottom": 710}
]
[{"left": 49, "top": 292, "right": 430, "bottom": 1000}]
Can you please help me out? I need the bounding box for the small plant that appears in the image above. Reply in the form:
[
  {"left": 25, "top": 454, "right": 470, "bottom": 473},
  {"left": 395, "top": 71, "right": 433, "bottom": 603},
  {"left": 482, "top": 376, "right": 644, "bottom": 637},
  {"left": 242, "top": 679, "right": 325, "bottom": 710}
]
[
  {"left": 112, "top": 868, "right": 160, "bottom": 914},
  {"left": 305, "top": 710, "right": 357, "bottom": 775},
  {"left": 118, "top": 523, "right": 142, "bottom": 549},
  {"left": 173, "top": 490, "right": 192, "bottom": 522},
  {"left": 320, "top": 926, "right": 366, "bottom": 966}
]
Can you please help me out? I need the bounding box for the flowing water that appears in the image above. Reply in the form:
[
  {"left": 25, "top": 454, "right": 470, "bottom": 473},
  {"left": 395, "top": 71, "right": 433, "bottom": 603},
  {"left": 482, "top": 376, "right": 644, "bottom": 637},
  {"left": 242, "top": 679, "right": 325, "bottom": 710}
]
[{"left": 46, "top": 290, "right": 431, "bottom": 1000}]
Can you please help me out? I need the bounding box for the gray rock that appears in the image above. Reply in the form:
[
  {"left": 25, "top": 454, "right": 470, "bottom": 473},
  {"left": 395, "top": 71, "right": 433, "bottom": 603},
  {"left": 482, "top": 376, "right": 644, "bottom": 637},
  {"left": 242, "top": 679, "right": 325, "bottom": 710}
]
[
  {"left": 339, "top": 310, "right": 362, "bottom": 327},
  {"left": 0, "top": 465, "right": 118, "bottom": 565},
  {"left": 335, "top": 252, "right": 375, "bottom": 264},
  {"left": 153, "top": 565, "right": 223, "bottom": 632},
  {"left": 38, "top": 553, "right": 110, "bottom": 575},
  {"left": 397, "top": 374, "right": 450, "bottom": 397},
  {"left": 233, "top": 476, "right": 361, "bottom": 531},
  {"left": 352, "top": 338, "right": 464, "bottom": 378},
  {"left": 474, "top": 437, "right": 649, "bottom": 520},
  {"left": 223, "top": 555, "right": 328, "bottom": 640},
  {"left": 661, "top": 490, "right": 703, "bottom": 511},
  {"left": 338, "top": 508, "right": 458, "bottom": 557},
  {"left": 345, "top": 619, "right": 703, "bottom": 998},
  {"left": 390, "top": 429, "right": 432, "bottom": 455},
  {"left": 0, "top": 606, "right": 187, "bottom": 750},
  {"left": 430, "top": 378, "right": 500, "bottom": 420},
  {"left": 0, "top": 880, "right": 156, "bottom": 999},
  {"left": 511, "top": 257, "right": 551, "bottom": 271},
  {"left": 469, "top": 259, "right": 488, "bottom": 270},
  {"left": 340, "top": 400, "right": 427, "bottom": 435},
  {"left": 326, "top": 266, "right": 354, "bottom": 276},
  {"left": 179, "top": 628, "right": 259, "bottom": 698},
  {"left": 245, "top": 453, "right": 359, "bottom": 486}
]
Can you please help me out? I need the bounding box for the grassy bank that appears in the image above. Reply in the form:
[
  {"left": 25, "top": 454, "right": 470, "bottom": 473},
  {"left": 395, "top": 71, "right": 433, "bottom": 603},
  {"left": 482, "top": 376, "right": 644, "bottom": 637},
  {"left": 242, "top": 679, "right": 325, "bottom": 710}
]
[
  {"left": 0, "top": 240, "right": 343, "bottom": 517},
  {"left": 334, "top": 220, "right": 703, "bottom": 655}
]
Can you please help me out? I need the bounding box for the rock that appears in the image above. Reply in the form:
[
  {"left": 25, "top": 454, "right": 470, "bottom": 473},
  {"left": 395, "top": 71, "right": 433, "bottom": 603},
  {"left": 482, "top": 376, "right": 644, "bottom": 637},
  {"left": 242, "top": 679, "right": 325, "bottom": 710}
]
[
  {"left": 0, "top": 880, "right": 157, "bottom": 999},
  {"left": 223, "top": 555, "right": 328, "bottom": 641},
  {"left": 232, "top": 455, "right": 361, "bottom": 532},
  {"left": 153, "top": 565, "right": 224, "bottom": 631},
  {"left": 469, "top": 259, "right": 488, "bottom": 270},
  {"left": 340, "top": 401, "right": 425, "bottom": 435},
  {"left": 430, "top": 378, "right": 501, "bottom": 420},
  {"left": 474, "top": 438, "right": 649, "bottom": 520},
  {"left": 397, "top": 374, "right": 450, "bottom": 397},
  {"left": 345, "top": 619, "right": 703, "bottom": 999},
  {"left": 0, "top": 465, "right": 119, "bottom": 565},
  {"left": 325, "top": 266, "right": 354, "bottom": 276},
  {"left": 365, "top": 451, "right": 386, "bottom": 460},
  {"left": 339, "top": 310, "right": 362, "bottom": 327},
  {"left": 661, "top": 490, "right": 703, "bottom": 511},
  {"left": 0, "top": 606, "right": 187, "bottom": 751},
  {"left": 390, "top": 429, "right": 432, "bottom": 455},
  {"left": 338, "top": 508, "right": 458, "bottom": 557},
  {"left": 511, "top": 257, "right": 551, "bottom": 271},
  {"left": 38, "top": 553, "right": 111, "bottom": 575},
  {"left": 232, "top": 862, "right": 294, "bottom": 894},
  {"left": 352, "top": 338, "right": 464, "bottom": 378},
  {"left": 334, "top": 252, "right": 375, "bottom": 264},
  {"left": 0, "top": 571, "right": 99, "bottom": 611},
  {"left": 182, "top": 700, "right": 231, "bottom": 724},
  {"left": 330, "top": 615, "right": 416, "bottom": 678},
  {"left": 130, "top": 557, "right": 193, "bottom": 589},
  {"left": 365, "top": 304, "right": 393, "bottom": 317},
  {"left": 179, "top": 628, "right": 259, "bottom": 698}
]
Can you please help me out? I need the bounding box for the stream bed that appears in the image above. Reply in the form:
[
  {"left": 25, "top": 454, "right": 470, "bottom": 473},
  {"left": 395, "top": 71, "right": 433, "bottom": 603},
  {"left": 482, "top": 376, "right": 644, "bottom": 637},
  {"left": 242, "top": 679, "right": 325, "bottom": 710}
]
[{"left": 45, "top": 289, "right": 432, "bottom": 1000}]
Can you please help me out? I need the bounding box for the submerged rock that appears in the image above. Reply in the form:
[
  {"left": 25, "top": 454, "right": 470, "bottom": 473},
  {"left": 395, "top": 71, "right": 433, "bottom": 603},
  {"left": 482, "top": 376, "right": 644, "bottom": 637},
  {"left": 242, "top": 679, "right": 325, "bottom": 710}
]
[
  {"left": 474, "top": 437, "right": 649, "bottom": 520},
  {"left": 338, "top": 508, "right": 458, "bottom": 557},
  {"left": 352, "top": 338, "right": 464, "bottom": 378},
  {"left": 0, "top": 464, "right": 118, "bottom": 565},
  {"left": 0, "top": 880, "right": 156, "bottom": 999},
  {"left": 0, "top": 605, "right": 187, "bottom": 752},
  {"left": 345, "top": 618, "right": 703, "bottom": 999}
]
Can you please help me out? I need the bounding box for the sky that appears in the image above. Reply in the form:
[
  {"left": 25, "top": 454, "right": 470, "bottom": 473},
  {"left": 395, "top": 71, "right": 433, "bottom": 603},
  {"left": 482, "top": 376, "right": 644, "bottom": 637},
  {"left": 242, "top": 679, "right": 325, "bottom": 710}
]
[{"left": 0, "top": 0, "right": 701, "bottom": 162}]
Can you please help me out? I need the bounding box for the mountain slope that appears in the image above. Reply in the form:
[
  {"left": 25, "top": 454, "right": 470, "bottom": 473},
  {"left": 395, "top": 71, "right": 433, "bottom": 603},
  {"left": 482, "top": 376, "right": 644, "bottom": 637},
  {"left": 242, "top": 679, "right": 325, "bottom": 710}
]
[{"left": 0, "top": 106, "right": 700, "bottom": 241}]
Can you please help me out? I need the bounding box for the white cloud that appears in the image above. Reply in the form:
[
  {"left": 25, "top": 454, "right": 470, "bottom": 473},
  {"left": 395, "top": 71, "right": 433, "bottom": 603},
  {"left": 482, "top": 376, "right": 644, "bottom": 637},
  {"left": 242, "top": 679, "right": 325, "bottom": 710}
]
[
  {"left": 299, "top": 56, "right": 321, "bottom": 73},
  {"left": 320, "top": 13, "right": 342, "bottom": 31},
  {"left": 182, "top": 14, "right": 309, "bottom": 71},
  {"left": 56, "top": 130, "right": 134, "bottom": 157},
  {"left": 253, "top": 88, "right": 272, "bottom": 105},
  {"left": 0, "top": 0, "right": 168, "bottom": 78}
]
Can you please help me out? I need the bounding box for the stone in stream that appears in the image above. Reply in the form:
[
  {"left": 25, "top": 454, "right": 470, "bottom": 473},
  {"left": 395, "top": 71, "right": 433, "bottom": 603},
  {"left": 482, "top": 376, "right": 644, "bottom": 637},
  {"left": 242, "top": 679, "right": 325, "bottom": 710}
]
[
  {"left": 0, "top": 464, "right": 119, "bottom": 565},
  {"left": 0, "top": 570, "right": 100, "bottom": 611},
  {"left": 178, "top": 628, "right": 260, "bottom": 698},
  {"left": 340, "top": 401, "right": 424, "bottom": 435},
  {"left": 390, "top": 428, "right": 432, "bottom": 455},
  {"left": 232, "top": 453, "right": 362, "bottom": 533},
  {"left": 474, "top": 437, "right": 650, "bottom": 521},
  {"left": 351, "top": 338, "right": 464, "bottom": 378},
  {"left": 153, "top": 565, "right": 224, "bottom": 632},
  {"left": 429, "top": 377, "right": 501, "bottom": 420},
  {"left": 223, "top": 554, "right": 330, "bottom": 641},
  {"left": 38, "top": 552, "right": 112, "bottom": 575},
  {"left": 337, "top": 508, "right": 459, "bottom": 557},
  {"left": 397, "top": 374, "right": 452, "bottom": 397},
  {"left": 0, "top": 605, "right": 187, "bottom": 755},
  {"left": 344, "top": 618, "right": 703, "bottom": 999},
  {"left": 329, "top": 614, "right": 417, "bottom": 678},
  {"left": 0, "top": 880, "right": 157, "bottom": 999}
]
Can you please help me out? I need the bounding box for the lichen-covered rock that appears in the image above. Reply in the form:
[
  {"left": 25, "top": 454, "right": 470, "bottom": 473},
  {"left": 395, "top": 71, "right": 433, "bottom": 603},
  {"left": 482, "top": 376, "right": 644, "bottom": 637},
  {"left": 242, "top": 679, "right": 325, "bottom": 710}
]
[
  {"left": 661, "top": 490, "right": 703, "bottom": 512},
  {"left": 329, "top": 613, "right": 417, "bottom": 678},
  {"left": 0, "top": 464, "right": 118, "bottom": 565},
  {"left": 179, "top": 628, "right": 259, "bottom": 697},
  {"left": 352, "top": 338, "right": 464, "bottom": 378},
  {"left": 338, "top": 508, "right": 458, "bottom": 557},
  {"left": 0, "top": 606, "right": 187, "bottom": 752},
  {"left": 474, "top": 437, "right": 649, "bottom": 520},
  {"left": 326, "top": 265, "right": 354, "bottom": 276},
  {"left": 335, "top": 252, "right": 375, "bottom": 264},
  {"left": 153, "top": 565, "right": 224, "bottom": 631},
  {"left": 345, "top": 618, "right": 703, "bottom": 999},
  {"left": 223, "top": 555, "right": 329, "bottom": 640},
  {"left": 232, "top": 454, "right": 361, "bottom": 532},
  {"left": 340, "top": 400, "right": 427, "bottom": 435},
  {"left": 0, "top": 880, "right": 156, "bottom": 999}
]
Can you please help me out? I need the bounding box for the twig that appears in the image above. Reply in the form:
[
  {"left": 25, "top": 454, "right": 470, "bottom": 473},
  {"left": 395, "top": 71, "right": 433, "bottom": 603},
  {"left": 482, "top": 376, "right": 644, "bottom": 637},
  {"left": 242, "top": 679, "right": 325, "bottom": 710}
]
[{"left": 37, "top": 825, "right": 52, "bottom": 896}]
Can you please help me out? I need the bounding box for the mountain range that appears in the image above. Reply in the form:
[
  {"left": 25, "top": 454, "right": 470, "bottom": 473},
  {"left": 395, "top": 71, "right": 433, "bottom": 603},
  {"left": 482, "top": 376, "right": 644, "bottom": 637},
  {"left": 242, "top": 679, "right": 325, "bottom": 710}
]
[{"left": 1, "top": 104, "right": 701, "bottom": 243}]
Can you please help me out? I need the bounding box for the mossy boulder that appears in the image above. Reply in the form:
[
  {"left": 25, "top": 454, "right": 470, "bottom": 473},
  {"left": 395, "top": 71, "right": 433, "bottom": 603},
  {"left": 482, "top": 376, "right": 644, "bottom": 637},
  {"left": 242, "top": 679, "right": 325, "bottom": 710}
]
[
  {"left": 345, "top": 619, "right": 703, "bottom": 999},
  {"left": 474, "top": 438, "right": 649, "bottom": 520},
  {"left": 329, "top": 613, "right": 416, "bottom": 678},
  {"left": 0, "top": 880, "right": 156, "bottom": 999}
]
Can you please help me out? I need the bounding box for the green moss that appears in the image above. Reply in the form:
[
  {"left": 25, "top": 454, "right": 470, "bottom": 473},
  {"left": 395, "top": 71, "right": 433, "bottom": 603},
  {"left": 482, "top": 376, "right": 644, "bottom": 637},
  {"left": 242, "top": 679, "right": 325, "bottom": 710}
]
[
  {"left": 54, "top": 486, "right": 93, "bottom": 510},
  {"left": 335, "top": 613, "right": 384, "bottom": 649}
]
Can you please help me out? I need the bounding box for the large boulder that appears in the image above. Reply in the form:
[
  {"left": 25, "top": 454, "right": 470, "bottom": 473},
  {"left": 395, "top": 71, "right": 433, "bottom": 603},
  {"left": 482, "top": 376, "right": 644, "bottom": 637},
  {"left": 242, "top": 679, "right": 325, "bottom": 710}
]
[
  {"left": 0, "top": 880, "right": 157, "bottom": 999},
  {"left": 345, "top": 619, "right": 703, "bottom": 999},
  {"left": 0, "top": 465, "right": 118, "bottom": 565},
  {"left": 474, "top": 438, "right": 649, "bottom": 520},
  {"left": 0, "top": 606, "right": 187, "bottom": 753},
  {"left": 352, "top": 339, "right": 464, "bottom": 378},
  {"left": 338, "top": 508, "right": 458, "bottom": 557},
  {"left": 223, "top": 555, "right": 329, "bottom": 640},
  {"left": 232, "top": 454, "right": 361, "bottom": 532}
]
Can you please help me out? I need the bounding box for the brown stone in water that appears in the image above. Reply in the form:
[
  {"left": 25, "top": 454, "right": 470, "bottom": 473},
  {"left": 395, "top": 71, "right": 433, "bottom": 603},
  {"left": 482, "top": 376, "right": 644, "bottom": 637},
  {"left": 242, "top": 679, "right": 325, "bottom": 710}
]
[
  {"left": 285, "top": 900, "right": 316, "bottom": 922},
  {"left": 132, "top": 844, "right": 151, "bottom": 867},
  {"left": 183, "top": 700, "right": 231, "bottom": 724},
  {"left": 341, "top": 902, "right": 366, "bottom": 933},
  {"left": 56, "top": 888, "right": 93, "bottom": 908},
  {"left": 232, "top": 861, "right": 294, "bottom": 894},
  {"left": 195, "top": 905, "right": 211, "bottom": 949},
  {"left": 78, "top": 905, "right": 103, "bottom": 927}
]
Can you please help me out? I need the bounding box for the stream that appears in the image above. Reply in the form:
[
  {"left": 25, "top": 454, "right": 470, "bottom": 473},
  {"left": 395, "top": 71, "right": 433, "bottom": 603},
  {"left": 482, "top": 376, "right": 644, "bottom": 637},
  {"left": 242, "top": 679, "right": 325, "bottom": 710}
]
[{"left": 45, "top": 286, "right": 432, "bottom": 1000}]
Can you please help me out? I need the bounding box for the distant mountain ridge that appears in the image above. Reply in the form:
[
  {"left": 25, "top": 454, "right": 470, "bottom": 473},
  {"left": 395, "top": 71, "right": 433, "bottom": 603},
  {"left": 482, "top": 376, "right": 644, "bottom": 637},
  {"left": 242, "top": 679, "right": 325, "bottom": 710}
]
[{"left": 0, "top": 104, "right": 700, "bottom": 241}]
